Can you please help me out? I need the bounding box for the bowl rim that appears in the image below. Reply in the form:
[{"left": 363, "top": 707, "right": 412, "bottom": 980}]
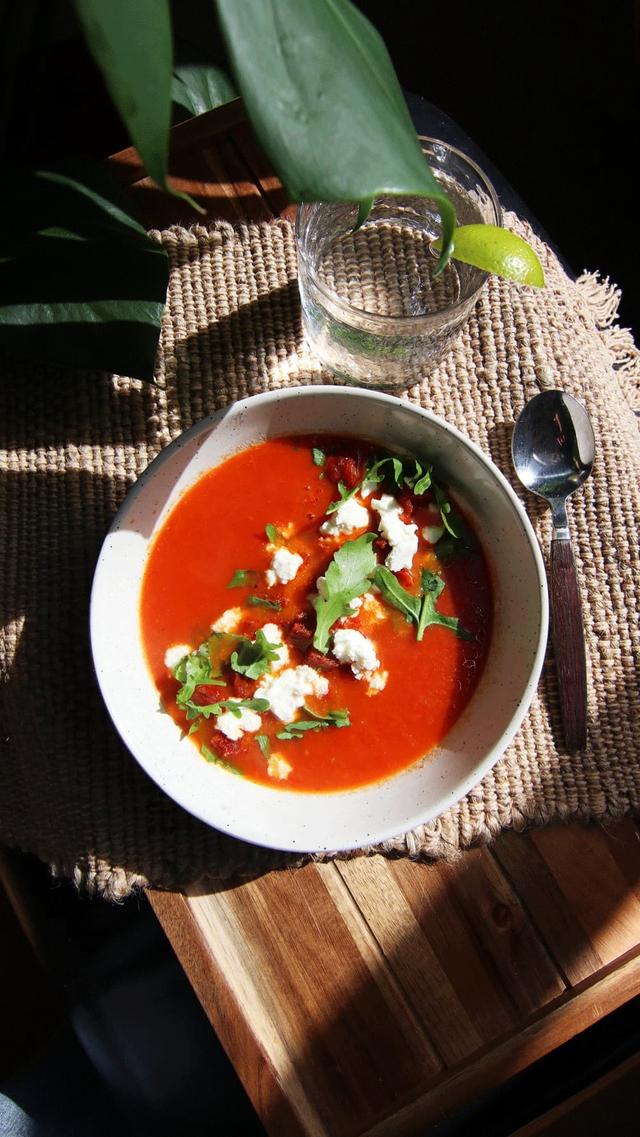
[{"left": 90, "top": 385, "right": 548, "bottom": 852}]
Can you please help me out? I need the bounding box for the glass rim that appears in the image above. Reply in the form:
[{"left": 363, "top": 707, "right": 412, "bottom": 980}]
[{"left": 295, "top": 135, "right": 503, "bottom": 327}]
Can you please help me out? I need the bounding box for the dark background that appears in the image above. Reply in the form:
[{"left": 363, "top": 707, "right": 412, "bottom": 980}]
[
  {"left": 2, "top": 0, "right": 638, "bottom": 330},
  {"left": 360, "top": 0, "right": 639, "bottom": 331}
]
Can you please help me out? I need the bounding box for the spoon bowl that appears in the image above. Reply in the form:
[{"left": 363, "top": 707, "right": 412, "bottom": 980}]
[{"left": 512, "top": 390, "right": 595, "bottom": 750}]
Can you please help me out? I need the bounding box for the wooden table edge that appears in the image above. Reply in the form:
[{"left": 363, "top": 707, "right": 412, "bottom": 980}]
[{"left": 148, "top": 885, "right": 640, "bottom": 1137}]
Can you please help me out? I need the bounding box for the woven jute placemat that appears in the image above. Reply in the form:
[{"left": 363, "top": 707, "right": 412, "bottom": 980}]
[{"left": 1, "top": 213, "right": 638, "bottom": 899}]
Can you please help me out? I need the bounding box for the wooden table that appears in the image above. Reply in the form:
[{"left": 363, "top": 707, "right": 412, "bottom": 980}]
[{"left": 112, "top": 103, "right": 640, "bottom": 1137}]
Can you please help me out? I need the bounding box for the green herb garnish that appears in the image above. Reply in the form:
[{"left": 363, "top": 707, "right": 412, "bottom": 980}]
[
  {"left": 277, "top": 706, "right": 350, "bottom": 740},
  {"left": 312, "top": 447, "right": 326, "bottom": 467},
  {"left": 265, "top": 523, "right": 281, "bottom": 544},
  {"left": 372, "top": 566, "right": 471, "bottom": 642},
  {"left": 174, "top": 644, "right": 225, "bottom": 705},
  {"left": 190, "top": 697, "right": 270, "bottom": 722},
  {"left": 416, "top": 570, "right": 472, "bottom": 641},
  {"left": 230, "top": 629, "right": 281, "bottom": 680},
  {"left": 432, "top": 483, "right": 462, "bottom": 538},
  {"left": 312, "top": 532, "right": 377, "bottom": 652},
  {"left": 227, "top": 568, "right": 258, "bottom": 589},
  {"left": 201, "top": 743, "right": 243, "bottom": 775},
  {"left": 246, "top": 596, "right": 282, "bottom": 611},
  {"left": 324, "top": 479, "right": 357, "bottom": 515},
  {"left": 256, "top": 734, "right": 270, "bottom": 758},
  {"left": 372, "top": 566, "right": 421, "bottom": 623},
  {"left": 324, "top": 452, "right": 434, "bottom": 516}
]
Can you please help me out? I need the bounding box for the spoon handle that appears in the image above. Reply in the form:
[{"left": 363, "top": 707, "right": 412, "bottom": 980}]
[{"left": 550, "top": 539, "right": 588, "bottom": 750}]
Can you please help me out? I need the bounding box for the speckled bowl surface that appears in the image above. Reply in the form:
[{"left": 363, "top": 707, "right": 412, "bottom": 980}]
[{"left": 90, "top": 386, "right": 547, "bottom": 853}]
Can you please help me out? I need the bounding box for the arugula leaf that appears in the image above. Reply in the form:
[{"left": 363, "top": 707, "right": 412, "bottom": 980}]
[
  {"left": 372, "top": 566, "right": 421, "bottom": 623},
  {"left": 324, "top": 480, "right": 356, "bottom": 516},
  {"left": 265, "top": 523, "right": 281, "bottom": 544},
  {"left": 227, "top": 569, "right": 258, "bottom": 589},
  {"left": 246, "top": 596, "right": 282, "bottom": 610},
  {"left": 416, "top": 571, "right": 472, "bottom": 642},
  {"left": 432, "top": 482, "right": 462, "bottom": 538},
  {"left": 256, "top": 734, "right": 270, "bottom": 758},
  {"left": 200, "top": 743, "right": 243, "bottom": 775},
  {"left": 230, "top": 629, "right": 281, "bottom": 679},
  {"left": 372, "top": 566, "right": 471, "bottom": 642},
  {"left": 174, "top": 644, "right": 225, "bottom": 705},
  {"left": 413, "top": 468, "right": 432, "bottom": 495},
  {"left": 190, "top": 697, "right": 270, "bottom": 721},
  {"left": 312, "top": 447, "right": 326, "bottom": 467},
  {"left": 277, "top": 706, "right": 350, "bottom": 740},
  {"left": 206, "top": 631, "right": 241, "bottom": 677},
  {"left": 325, "top": 452, "right": 434, "bottom": 516},
  {"left": 312, "top": 533, "right": 377, "bottom": 652}
]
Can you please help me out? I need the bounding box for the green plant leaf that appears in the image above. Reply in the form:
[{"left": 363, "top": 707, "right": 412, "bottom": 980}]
[
  {"left": 172, "top": 62, "right": 237, "bottom": 119},
  {"left": 0, "top": 164, "right": 168, "bottom": 379},
  {"left": 74, "top": 0, "right": 201, "bottom": 211},
  {"left": 215, "top": 0, "right": 456, "bottom": 266}
]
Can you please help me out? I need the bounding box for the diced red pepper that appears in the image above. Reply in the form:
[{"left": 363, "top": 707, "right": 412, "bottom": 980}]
[
  {"left": 306, "top": 648, "right": 340, "bottom": 670},
  {"left": 374, "top": 536, "right": 390, "bottom": 558},
  {"left": 324, "top": 454, "right": 366, "bottom": 489},
  {"left": 231, "top": 673, "right": 255, "bottom": 699},
  {"left": 191, "top": 684, "right": 227, "bottom": 706},
  {"left": 397, "top": 491, "right": 415, "bottom": 517},
  {"left": 212, "top": 731, "right": 241, "bottom": 759},
  {"left": 288, "top": 611, "right": 314, "bottom": 652},
  {"left": 395, "top": 568, "right": 414, "bottom": 589}
]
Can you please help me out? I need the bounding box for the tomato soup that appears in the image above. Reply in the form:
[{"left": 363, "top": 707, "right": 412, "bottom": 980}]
[{"left": 140, "top": 435, "right": 492, "bottom": 792}]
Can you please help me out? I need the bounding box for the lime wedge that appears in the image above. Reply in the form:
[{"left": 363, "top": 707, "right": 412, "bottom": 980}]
[{"left": 447, "top": 224, "right": 545, "bottom": 287}]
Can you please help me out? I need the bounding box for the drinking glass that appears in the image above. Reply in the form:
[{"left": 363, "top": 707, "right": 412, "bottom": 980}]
[{"left": 296, "top": 137, "right": 502, "bottom": 389}]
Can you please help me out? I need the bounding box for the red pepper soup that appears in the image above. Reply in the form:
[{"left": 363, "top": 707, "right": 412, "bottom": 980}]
[{"left": 140, "top": 435, "right": 493, "bottom": 792}]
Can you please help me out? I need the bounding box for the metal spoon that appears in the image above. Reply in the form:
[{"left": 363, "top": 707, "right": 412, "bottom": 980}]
[{"left": 511, "top": 390, "right": 595, "bottom": 751}]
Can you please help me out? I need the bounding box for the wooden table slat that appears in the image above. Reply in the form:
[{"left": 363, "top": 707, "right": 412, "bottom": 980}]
[
  {"left": 186, "top": 864, "right": 443, "bottom": 1137},
  {"left": 529, "top": 822, "right": 640, "bottom": 966}
]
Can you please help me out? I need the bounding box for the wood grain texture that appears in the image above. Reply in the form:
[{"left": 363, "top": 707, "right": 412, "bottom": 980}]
[
  {"left": 130, "top": 103, "right": 640, "bottom": 1137},
  {"left": 550, "top": 538, "right": 588, "bottom": 751}
]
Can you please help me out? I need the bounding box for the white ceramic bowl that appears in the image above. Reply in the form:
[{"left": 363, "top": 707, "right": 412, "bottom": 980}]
[{"left": 90, "top": 386, "right": 547, "bottom": 853}]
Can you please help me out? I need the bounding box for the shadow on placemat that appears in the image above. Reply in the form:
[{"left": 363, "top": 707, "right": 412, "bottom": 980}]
[{"left": 1, "top": 215, "right": 639, "bottom": 899}]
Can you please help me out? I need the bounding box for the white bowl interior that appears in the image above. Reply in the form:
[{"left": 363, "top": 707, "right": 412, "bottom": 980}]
[{"left": 90, "top": 386, "right": 547, "bottom": 852}]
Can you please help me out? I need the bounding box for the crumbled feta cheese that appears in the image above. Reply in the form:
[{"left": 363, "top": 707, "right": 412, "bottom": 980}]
[
  {"left": 261, "top": 622, "right": 290, "bottom": 672},
  {"left": 422, "top": 524, "right": 444, "bottom": 545},
  {"left": 163, "top": 644, "right": 191, "bottom": 671},
  {"left": 267, "top": 753, "right": 293, "bottom": 780},
  {"left": 348, "top": 596, "right": 364, "bottom": 611},
  {"left": 265, "top": 547, "right": 303, "bottom": 587},
  {"left": 372, "top": 494, "right": 418, "bottom": 572},
  {"left": 211, "top": 607, "right": 243, "bottom": 633},
  {"left": 332, "top": 628, "right": 380, "bottom": 678},
  {"left": 216, "top": 701, "right": 262, "bottom": 741},
  {"left": 255, "top": 665, "right": 329, "bottom": 722},
  {"left": 320, "top": 496, "right": 369, "bottom": 536},
  {"left": 366, "top": 669, "right": 388, "bottom": 696},
  {"left": 359, "top": 477, "right": 379, "bottom": 499}
]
